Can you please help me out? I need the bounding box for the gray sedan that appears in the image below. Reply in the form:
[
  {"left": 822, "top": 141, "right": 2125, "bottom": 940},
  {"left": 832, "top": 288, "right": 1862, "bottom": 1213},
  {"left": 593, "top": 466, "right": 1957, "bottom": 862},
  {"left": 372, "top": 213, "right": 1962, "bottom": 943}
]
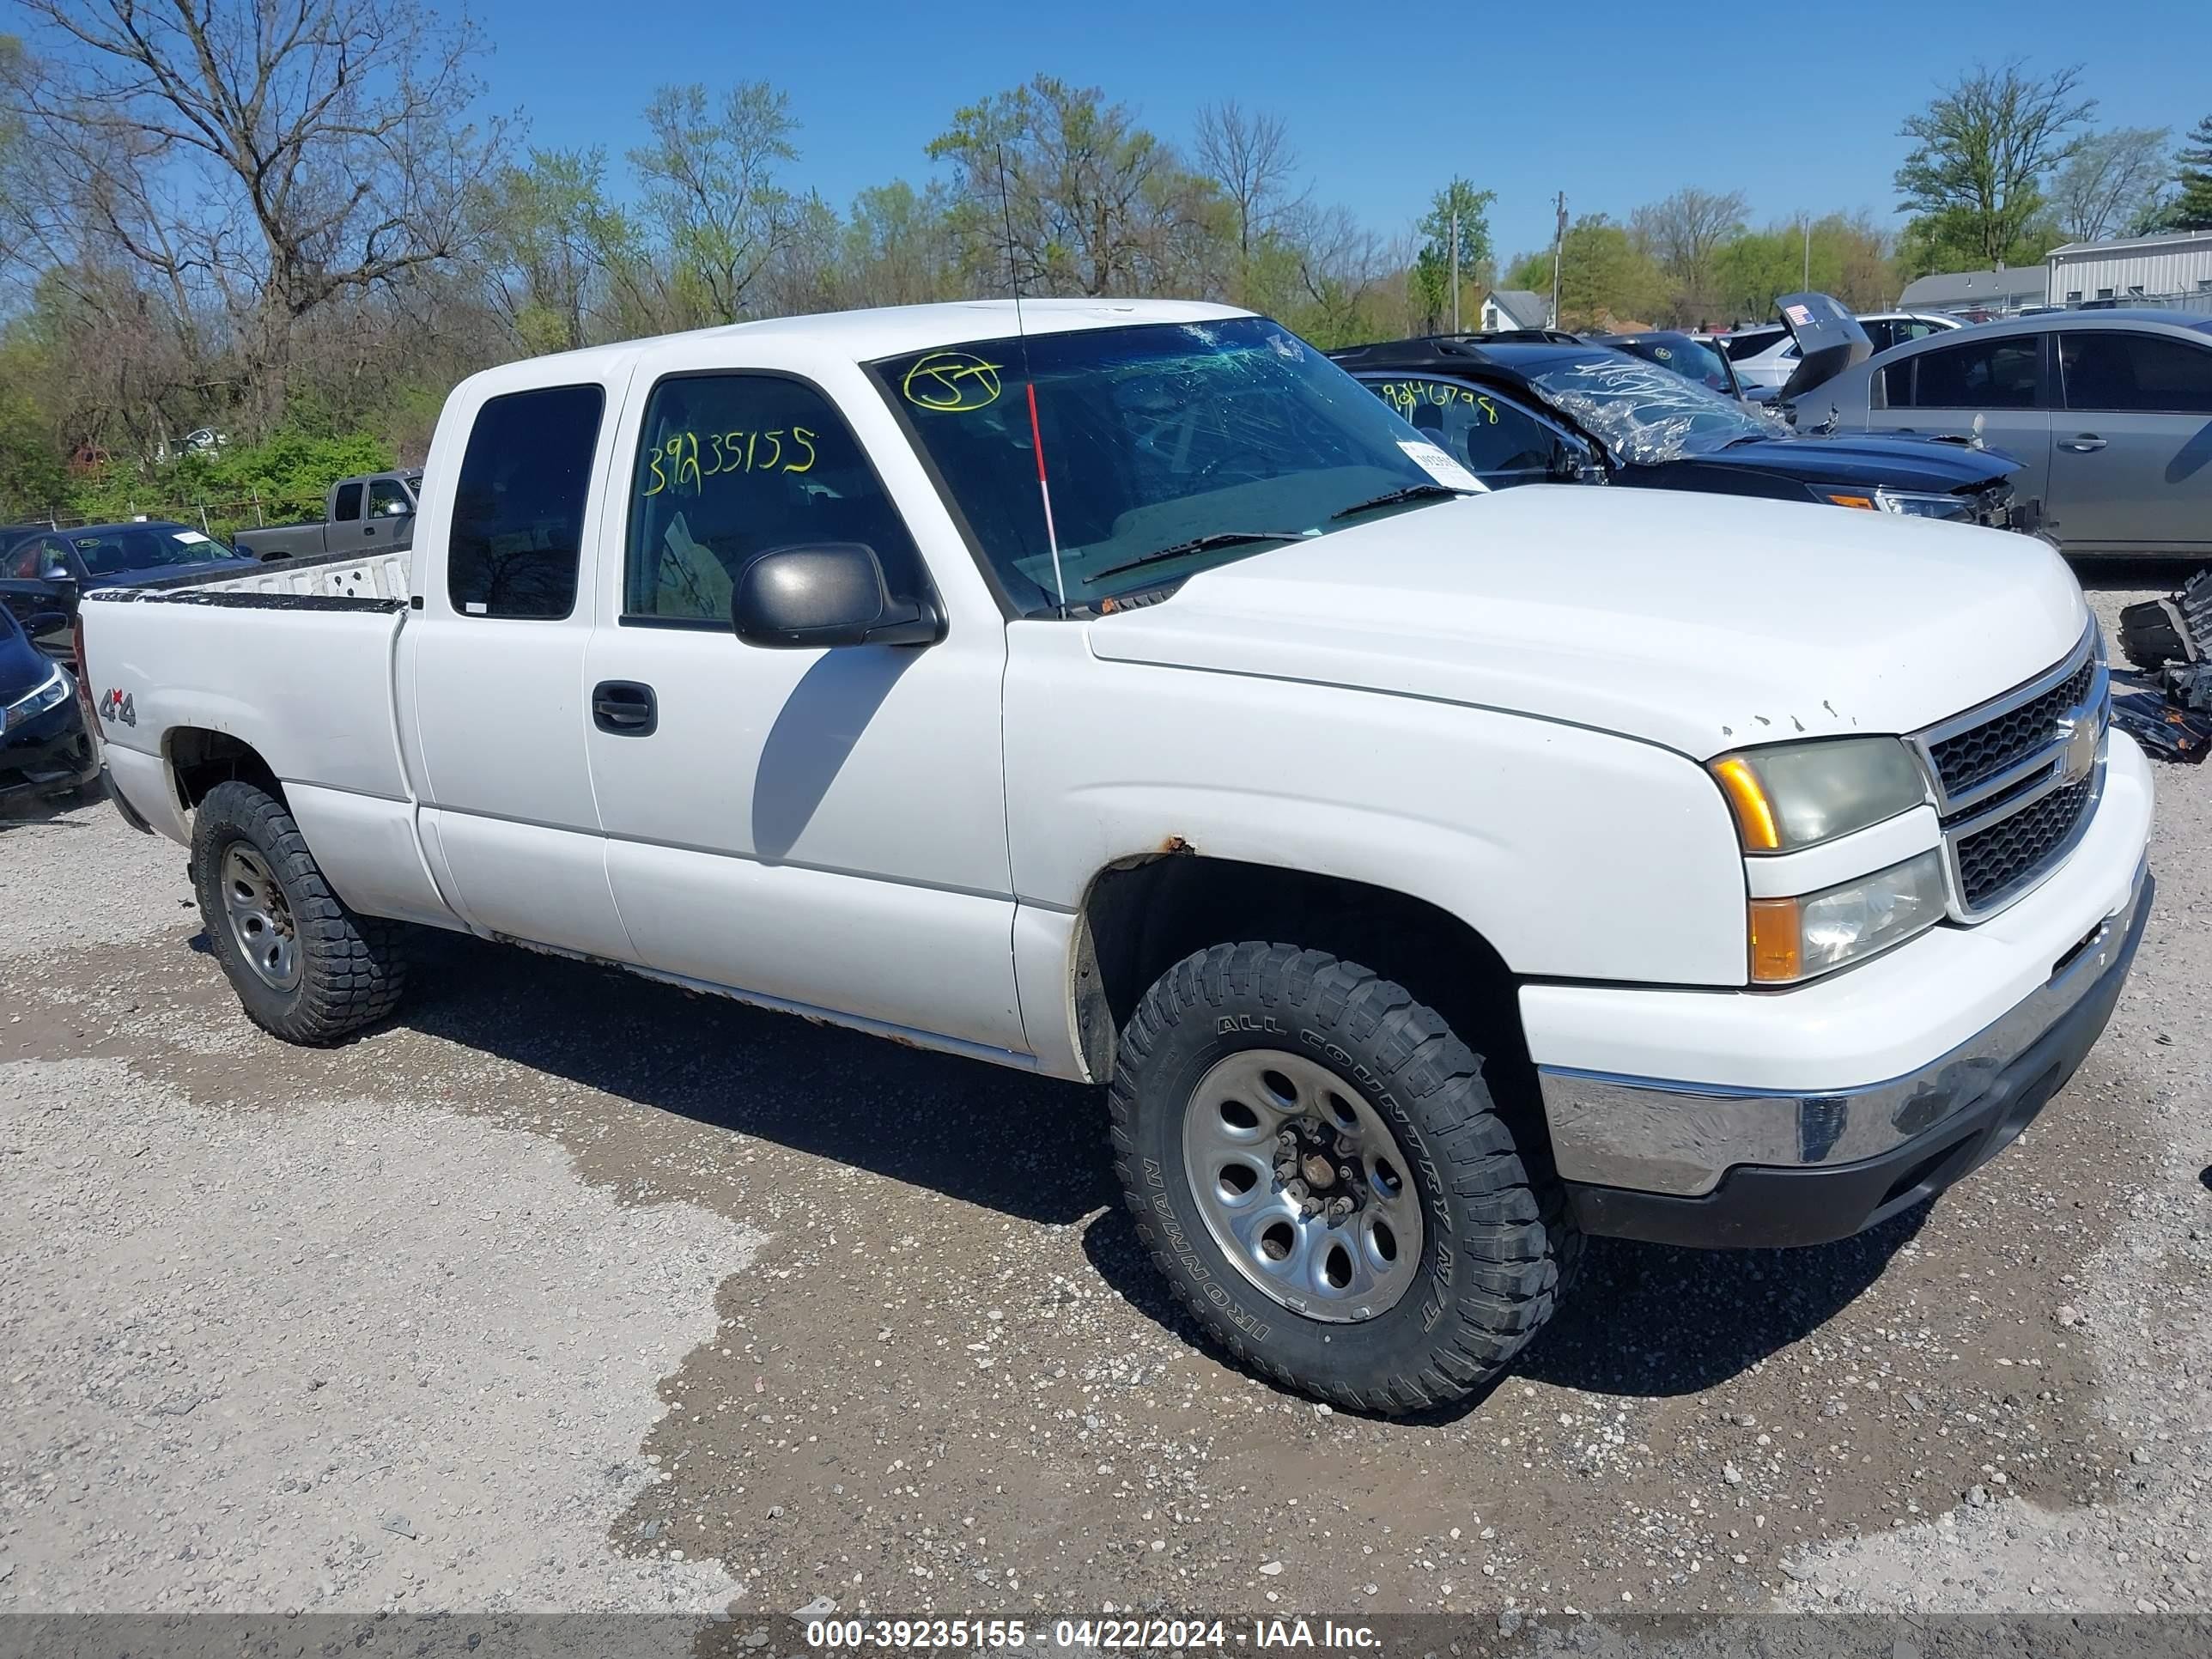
[{"left": 1790, "top": 310, "right": 2212, "bottom": 556}]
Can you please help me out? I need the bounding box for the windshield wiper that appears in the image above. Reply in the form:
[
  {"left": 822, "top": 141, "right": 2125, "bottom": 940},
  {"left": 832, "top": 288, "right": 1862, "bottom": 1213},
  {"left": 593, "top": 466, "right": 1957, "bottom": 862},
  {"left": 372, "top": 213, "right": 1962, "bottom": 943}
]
[
  {"left": 1083, "top": 530, "right": 1310, "bottom": 584},
  {"left": 1329, "top": 482, "right": 1466, "bottom": 520}
]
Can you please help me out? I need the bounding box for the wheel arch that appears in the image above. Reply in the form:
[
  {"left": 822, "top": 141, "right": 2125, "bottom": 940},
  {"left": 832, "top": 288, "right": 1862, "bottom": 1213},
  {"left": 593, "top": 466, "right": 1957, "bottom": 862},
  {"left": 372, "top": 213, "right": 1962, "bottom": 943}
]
[
  {"left": 1074, "top": 849, "right": 1534, "bottom": 1112},
  {"left": 165, "top": 726, "right": 285, "bottom": 817}
]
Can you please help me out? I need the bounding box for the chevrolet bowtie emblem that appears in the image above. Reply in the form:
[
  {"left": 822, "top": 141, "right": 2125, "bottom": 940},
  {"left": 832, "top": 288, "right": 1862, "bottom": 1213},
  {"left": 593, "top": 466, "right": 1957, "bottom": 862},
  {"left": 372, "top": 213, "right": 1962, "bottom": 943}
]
[{"left": 2057, "top": 707, "right": 2101, "bottom": 781}]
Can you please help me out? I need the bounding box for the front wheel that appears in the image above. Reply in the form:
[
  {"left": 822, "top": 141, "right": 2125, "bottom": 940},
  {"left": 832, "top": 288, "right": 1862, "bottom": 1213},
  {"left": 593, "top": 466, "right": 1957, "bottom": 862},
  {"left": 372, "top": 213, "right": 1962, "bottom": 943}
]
[
  {"left": 1109, "top": 943, "right": 1577, "bottom": 1413},
  {"left": 191, "top": 780, "right": 407, "bottom": 1044}
]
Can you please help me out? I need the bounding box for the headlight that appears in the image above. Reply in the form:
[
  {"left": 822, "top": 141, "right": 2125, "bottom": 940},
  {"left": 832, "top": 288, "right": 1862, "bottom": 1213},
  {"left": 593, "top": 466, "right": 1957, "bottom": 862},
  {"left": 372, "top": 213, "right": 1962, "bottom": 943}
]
[
  {"left": 1710, "top": 737, "right": 1929, "bottom": 853},
  {"left": 1748, "top": 849, "right": 1948, "bottom": 983},
  {"left": 1820, "top": 487, "right": 1972, "bottom": 520},
  {"left": 3, "top": 664, "right": 70, "bottom": 732}
]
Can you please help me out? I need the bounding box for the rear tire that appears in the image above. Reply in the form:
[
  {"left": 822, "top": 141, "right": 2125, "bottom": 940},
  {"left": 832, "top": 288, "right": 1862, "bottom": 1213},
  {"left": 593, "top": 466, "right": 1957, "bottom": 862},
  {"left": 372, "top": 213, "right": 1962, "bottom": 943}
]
[
  {"left": 191, "top": 780, "right": 406, "bottom": 1044},
  {"left": 1108, "top": 942, "right": 1577, "bottom": 1413}
]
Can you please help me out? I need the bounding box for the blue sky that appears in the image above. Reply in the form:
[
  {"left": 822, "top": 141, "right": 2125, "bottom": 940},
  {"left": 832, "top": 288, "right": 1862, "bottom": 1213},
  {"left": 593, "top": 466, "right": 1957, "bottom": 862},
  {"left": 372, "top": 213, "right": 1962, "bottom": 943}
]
[{"left": 477, "top": 0, "right": 2210, "bottom": 262}]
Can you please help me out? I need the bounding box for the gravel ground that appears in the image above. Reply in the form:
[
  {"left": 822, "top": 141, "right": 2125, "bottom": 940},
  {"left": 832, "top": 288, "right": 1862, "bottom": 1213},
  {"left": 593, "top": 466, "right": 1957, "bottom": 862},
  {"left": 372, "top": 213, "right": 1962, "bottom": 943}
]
[{"left": 0, "top": 572, "right": 2206, "bottom": 1631}]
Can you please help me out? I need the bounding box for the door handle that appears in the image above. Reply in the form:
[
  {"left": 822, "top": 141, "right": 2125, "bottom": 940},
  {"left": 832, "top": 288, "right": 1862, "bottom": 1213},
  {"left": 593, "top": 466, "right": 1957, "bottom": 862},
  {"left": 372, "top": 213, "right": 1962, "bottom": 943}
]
[
  {"left": 592, "top": 680, "right": 657, "bottom": 735},
  {"left": 2060, "top": 434, "right": 2107, "bottom": 453},
  {"left": 364, "top": 525, "right": 377, "bottom": 537}
]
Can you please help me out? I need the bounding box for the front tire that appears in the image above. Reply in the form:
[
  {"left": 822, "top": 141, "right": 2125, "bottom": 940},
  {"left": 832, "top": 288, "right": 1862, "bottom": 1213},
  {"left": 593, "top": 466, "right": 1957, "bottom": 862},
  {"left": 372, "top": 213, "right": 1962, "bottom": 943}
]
[
  {"left": 191, "top": 780, "right": 407, "bottom": 1044},
  {"left": 1109, "top": 943, "right": 1576, "bottom": 1413}
]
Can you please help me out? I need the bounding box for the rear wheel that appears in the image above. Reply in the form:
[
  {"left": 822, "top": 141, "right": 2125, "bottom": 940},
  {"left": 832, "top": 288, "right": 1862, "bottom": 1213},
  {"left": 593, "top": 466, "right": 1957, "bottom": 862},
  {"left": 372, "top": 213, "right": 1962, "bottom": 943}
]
[
  {"left": 1109, "top": 942, "right": 1577, "bottom": 1413},
  {"left": 191, "top": 780, "right": 407, "bottom": 1044}
]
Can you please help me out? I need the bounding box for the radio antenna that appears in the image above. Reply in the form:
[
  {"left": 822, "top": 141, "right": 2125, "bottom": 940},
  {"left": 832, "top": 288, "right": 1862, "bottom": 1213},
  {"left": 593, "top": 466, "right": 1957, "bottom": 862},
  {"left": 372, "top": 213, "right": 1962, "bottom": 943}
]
[{"left": 997, "top": 146, "right": 1067, "bottom": 613}]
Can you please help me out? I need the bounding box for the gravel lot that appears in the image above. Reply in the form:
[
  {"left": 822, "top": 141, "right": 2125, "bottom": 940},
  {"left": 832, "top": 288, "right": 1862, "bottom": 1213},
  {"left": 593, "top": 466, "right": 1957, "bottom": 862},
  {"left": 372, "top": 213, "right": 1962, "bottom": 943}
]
[{"left": 1, "top": 577, "right": 2207, "bottom": 1632}]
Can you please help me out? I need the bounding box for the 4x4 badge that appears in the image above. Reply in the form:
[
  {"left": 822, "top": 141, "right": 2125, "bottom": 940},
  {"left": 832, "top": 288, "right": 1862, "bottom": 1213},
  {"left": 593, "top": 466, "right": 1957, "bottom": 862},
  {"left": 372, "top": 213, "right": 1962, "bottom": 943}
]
[{"left": 100, "top": 688, "right": 136, "bottom": 726}]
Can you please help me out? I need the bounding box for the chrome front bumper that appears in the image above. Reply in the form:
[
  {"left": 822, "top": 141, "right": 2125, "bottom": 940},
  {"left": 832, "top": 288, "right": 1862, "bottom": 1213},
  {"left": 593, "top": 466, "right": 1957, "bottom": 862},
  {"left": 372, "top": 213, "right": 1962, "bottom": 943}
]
[{"left": 1539, "top": 856, "right": 2150, "bottom": 1203}]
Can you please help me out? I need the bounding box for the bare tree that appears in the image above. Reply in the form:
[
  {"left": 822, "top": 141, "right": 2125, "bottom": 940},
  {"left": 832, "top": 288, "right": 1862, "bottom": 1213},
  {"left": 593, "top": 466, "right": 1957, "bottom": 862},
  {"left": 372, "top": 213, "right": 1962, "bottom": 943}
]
[
  {"left": 1193, "top": 100, "right": 1307, "bottom": 273},
  {"left": 1629, "top": 186, "right": 1747, "bottom": 324},
  {"left": 4, "top": 0, "right": 506, "bottom": 422},
  {"left": 2051, "top": 127, "right": 2171, "bottom": 242},
  {"left": 629, "top": 82, "right": 800, "bottom": 326}
]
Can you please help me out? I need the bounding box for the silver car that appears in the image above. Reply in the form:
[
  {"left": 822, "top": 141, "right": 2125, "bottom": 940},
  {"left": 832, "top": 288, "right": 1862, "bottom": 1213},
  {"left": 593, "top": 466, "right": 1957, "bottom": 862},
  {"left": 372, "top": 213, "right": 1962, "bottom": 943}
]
[{"left": 1795, "top": 310, "right": 2212, "bottom": 556}]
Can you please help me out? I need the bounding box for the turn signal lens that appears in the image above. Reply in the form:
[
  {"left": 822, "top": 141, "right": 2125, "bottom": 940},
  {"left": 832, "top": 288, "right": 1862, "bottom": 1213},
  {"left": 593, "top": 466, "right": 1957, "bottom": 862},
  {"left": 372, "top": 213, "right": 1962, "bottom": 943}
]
[
  {"left": 1747, "top": 897, "right": 1802, "bottom": 983},
  {"left": 1711, "top": 756, "right": 1782, "bottom": 851},
  {"left": 1821, "top": 492, "right": 1877, "bottom": 510},
  {"left": 1747, "top": 849, "right": 1949, "bottom": 985},
  {"left": 1709, "top": 738, "right": 1928, "bottom": 854}
]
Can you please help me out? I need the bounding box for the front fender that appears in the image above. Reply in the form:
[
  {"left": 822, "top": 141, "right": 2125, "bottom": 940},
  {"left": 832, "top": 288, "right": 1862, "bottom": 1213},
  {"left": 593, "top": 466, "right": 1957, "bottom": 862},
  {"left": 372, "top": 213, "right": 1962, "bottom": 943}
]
[{"left": 1005, "top": 646, "right": 1747, "bottom": 989}]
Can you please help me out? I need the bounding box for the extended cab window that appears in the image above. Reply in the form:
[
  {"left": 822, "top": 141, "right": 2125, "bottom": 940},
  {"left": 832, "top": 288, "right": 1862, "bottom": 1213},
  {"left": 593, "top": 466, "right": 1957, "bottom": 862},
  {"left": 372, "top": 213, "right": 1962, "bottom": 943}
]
[
  {"left": 624, "top": 374, "right": 928, "bottom": 624},
  {"left": 1898, "top": 337, "right": 2042, "bottom": 410},
  {"left": 332, "top": 482, "right": 363, "bottom": 521},
  {"left": 447, "top": 384, "right": 604, "bottom": 620},
  {"left": 2058, "top": 331, "right": 2212, "bottom": 414}
]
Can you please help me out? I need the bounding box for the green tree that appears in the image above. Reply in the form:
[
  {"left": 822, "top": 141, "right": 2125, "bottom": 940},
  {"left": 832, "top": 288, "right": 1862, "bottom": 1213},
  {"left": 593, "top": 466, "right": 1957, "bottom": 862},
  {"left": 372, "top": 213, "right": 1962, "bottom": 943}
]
[
  {"left": 1894, "top": 61, "right": 2093, "bottom": 270},
  {"left": 629, "top": 82, "right": 801, "bottom": 325},
  {"left": 478, "top": 149, "right": 623, "bottom": 354},
  {"left": 2164, "top": 113, "right": 2212, "bottom": 230},
  {"left": 1504, "top": 216, "right": 1664, "bottom": 330},
  {"left": 840, "top": 180, "right": 961, "bottom": 307},
  {"left": 929, "top": 76, "right": 1218, "bottom": 297},
  {"left": 1410, "top": 179, "right": 1494, "bottom": 332}
]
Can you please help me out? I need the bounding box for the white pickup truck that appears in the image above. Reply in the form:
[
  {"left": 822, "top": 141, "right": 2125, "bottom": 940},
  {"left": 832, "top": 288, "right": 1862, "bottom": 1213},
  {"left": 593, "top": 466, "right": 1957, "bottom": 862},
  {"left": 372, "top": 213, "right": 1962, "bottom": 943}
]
[{"left": 82, "top": 300, "right": 2153, "bottom": 1412}]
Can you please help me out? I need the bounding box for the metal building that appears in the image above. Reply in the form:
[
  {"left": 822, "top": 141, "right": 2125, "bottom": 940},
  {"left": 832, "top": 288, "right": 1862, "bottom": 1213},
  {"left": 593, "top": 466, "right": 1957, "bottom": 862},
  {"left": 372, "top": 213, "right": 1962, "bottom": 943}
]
[{"left": 2045, "top": 229, "right": 2212, "bottom": 309}]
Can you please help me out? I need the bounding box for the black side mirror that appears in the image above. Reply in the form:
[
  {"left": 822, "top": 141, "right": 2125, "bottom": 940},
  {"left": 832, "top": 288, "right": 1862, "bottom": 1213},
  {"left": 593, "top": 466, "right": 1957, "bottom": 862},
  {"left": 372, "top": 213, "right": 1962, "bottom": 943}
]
[{"left": 732, "top": 543, "right": 943, "bottom": 650}]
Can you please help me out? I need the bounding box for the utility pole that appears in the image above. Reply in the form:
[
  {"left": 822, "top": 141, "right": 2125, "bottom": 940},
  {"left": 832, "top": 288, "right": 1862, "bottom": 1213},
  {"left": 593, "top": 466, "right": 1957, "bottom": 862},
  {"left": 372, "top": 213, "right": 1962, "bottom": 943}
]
[
  {"left": 1802, "top": 213, "right": 1811, "bottom": 289},
  {"left": 1449, "top": 206, "right": 1461, "bottom": 332},
  {"left": 1549, "top": 191, "right": 1566, "bottom": 327}
]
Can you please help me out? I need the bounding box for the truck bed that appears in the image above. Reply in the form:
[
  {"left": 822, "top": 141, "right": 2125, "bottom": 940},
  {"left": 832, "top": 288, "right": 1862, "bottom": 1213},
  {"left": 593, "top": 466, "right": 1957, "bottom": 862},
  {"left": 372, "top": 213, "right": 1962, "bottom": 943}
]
[{"left": 83, "top": 568, "right": 413, "bottom": 807}]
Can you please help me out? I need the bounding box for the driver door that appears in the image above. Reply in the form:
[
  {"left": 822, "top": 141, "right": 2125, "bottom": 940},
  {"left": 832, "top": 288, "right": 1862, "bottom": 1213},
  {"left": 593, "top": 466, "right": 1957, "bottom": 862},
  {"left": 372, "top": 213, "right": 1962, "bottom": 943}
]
[{"left": 580, "top": 359, "right": 1024, "bottom": 1054}]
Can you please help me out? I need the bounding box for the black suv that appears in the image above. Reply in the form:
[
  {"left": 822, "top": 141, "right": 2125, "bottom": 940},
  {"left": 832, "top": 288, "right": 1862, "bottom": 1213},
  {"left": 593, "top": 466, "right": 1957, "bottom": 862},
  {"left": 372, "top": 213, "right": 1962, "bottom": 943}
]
[{"left": 1328, "top": 335, "right": 2029, "bottom": 529}]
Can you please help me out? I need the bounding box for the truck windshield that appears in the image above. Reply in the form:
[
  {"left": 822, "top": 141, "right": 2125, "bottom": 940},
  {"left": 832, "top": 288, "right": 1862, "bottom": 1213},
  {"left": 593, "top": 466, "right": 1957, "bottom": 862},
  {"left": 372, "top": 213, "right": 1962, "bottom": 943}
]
[{"left": 874, "top": 318, "right": 1476, "bottom": 615}]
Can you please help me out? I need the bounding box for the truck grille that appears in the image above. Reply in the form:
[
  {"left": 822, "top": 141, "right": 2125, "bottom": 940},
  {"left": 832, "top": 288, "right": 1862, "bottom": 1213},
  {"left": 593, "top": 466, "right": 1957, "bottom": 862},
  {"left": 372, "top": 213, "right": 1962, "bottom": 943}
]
[
  {"left": 1927, "top": 655, "right": 2097, "bottom": 798},
  {"left": 1954, "top": 777, "right": 2094, "bottom": 910},
  {"left": 1911, "top": 627, "right": 2106, "bottom": 921}
]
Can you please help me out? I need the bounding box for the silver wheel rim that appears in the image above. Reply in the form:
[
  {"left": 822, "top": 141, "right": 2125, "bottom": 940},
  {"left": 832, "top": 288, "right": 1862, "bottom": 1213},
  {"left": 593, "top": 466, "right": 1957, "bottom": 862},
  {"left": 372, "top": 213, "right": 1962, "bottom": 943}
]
[
  {"left": 220, "top": 845, "right": 301, "bottom": 992},
  {"left": 1180, "top": 1048, "right": 1425, "bottom": 1322}
]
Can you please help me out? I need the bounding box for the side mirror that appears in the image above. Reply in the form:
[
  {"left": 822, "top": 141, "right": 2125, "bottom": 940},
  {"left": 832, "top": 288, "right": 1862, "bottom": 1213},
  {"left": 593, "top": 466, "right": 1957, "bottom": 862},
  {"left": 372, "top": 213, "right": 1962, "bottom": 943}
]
[
  {"left": 732, "top": 543, "right": 943, "bottom": 650},
  {"left": 40, "top": 564, "right": 70, "bottom": 583}
]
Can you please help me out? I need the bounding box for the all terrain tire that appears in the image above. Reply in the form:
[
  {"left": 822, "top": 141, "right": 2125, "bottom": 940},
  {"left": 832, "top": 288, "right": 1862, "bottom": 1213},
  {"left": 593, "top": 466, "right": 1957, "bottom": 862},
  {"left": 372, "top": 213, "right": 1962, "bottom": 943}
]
[
  {"left": 191, "top": 780, "right": 407, "bottom": 1044},
  {"left": 1109, "top": 942, "right": 1577, "bottom": 1413}
]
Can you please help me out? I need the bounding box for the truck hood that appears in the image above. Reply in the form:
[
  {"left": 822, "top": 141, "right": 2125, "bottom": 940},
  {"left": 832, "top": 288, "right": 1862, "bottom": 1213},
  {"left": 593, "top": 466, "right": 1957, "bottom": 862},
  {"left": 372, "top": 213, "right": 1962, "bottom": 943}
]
[
  {"left": 1666, "top": 433, "right": 2020, "bottom": 492},
  {"left": 1087, "top": 489, "right": 2087, "bottom": 760}
]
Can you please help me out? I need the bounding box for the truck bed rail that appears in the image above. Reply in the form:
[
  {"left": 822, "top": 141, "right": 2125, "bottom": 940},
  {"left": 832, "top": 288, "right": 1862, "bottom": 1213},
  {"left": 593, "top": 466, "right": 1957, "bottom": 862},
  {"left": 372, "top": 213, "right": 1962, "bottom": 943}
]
[{"left": 135, "top": 546, "right": 414, "bottom": 603}]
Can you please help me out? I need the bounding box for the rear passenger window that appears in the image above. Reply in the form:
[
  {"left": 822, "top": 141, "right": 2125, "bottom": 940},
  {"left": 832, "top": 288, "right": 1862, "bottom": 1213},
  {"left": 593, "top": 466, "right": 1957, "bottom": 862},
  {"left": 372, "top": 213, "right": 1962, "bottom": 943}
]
[
  {"left": 1902, "top": 338, "right": 2042, "bottom": 410},
  {"left": 447, "top": 385, "right": 605, "bottom": 620},
  {"left": 332, "top": 482, "right": 363, "bottom": 521},
  {"left": 2058, "top": 332, "right": 2212, "bottom": 414},
  {"left": 623, "top": 374, "right": 927, "bottom": 624}
]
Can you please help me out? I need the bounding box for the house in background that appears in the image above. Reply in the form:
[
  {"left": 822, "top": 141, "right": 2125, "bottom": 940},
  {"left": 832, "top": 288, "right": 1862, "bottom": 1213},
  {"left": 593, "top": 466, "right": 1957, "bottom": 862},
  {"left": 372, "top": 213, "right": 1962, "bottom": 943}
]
[
  {"left": 1896, "top": 267, "right": 2050, "bottom": 319},
  {"left": 1479, "top": 289, "right": 1553, "bottom": 331}
]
